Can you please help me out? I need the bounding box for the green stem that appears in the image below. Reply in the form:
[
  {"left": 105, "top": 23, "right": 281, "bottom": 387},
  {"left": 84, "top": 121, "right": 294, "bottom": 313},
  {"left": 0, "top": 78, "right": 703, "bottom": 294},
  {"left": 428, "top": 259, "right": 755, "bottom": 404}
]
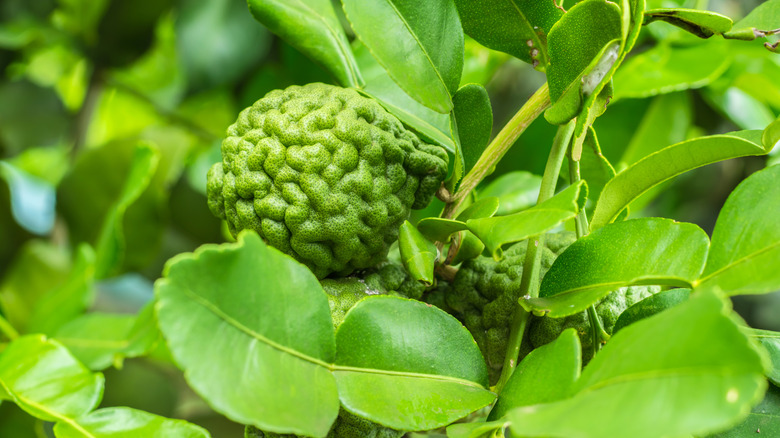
[
  {"left": 442, "top": 82, "right": 551, "bottom": 219},
  {"left": 0, "top": 314, "right": 19, "bottom": 341},
  {"left": 494, "top": 120, "right": 575, "bottom": 393}
]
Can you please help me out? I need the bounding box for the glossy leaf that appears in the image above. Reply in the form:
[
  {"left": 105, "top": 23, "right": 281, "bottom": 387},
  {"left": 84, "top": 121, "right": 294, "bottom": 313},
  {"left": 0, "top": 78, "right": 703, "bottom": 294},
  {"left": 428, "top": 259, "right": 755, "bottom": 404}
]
[
  {"left": 612, "top": 288, "right": 691, "bottom": 334},
  {"left": 508, "top": 290, "right": 768, "bottom": 438},
  {"left": 0, "top": 335, "right": 104, "bottom": 422},
  {"left": 746, "top": 329, "right": 780, "bottom": 387},
  {"left": 457, "top": 197, "right": 500, "bottom": 222},
  {"left": 352, "top": 41, "right": 455, "bottom": 152},
  {"left": 53, "top": 407, "right": 210, "bottom": 438},
  {"left": 453, "top": 84, "right": 492, "bottom": 177},
  {"left": 724, "top": 0, "right": 780, "bottom": 42},
  {"left": 467, "top": 181, "right": 586, "bottom": 257},
  {"left": 523, "top": 218, "right": 709, "bottom": 317},
  {"left": 335, "top": 296, "right": 494, "bottom": 430},
  {"left": 591, "top": 130, "right": 772, "bottom": 229},
  {"left": 399, "top": 221, "right": 437, "bottom": 286},
  {"left": 451, "top": 231, "right": 486, "bottom": 266},
  {"left": 155, "top": 232, "right": 339, "bottom": 437},
  {"left": 343, "top": 0, "right": 463, "bottom": 113},
  {"left": 454, "top": 0, "right": 562, "bottom": 69},
  {"left": 707, "top": 385, "right": 780, "bottom": 437},
  {"left": 613, "top": 39, "right": 731, "bottom": 100},
  {"left": 247, "top": 0, "right": 362, "bottom": 87},
  {"left": 479, "top": 171, "right": 541, "bottom": 216},
  {"left": 644, "top": 8, "right": 733, "bottom": 38},
  {"left": 417, "top": 217, "right": 469, "bottom": 243},
  {"left": 698, "top": 164, "right": 780, "bottom": 296},
  {"left": 488, "top": 329, "right": 581, "bottom": 421}
]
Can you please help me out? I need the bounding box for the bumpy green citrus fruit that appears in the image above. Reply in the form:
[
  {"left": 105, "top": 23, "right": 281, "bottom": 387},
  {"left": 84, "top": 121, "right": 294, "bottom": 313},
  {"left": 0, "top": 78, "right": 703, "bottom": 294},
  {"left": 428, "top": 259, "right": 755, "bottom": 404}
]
[
  {"left": 441, "top": 232, "right": 576, "bottom": 384},
  {"left": 207, "top": 83, "right": 448, "bottom": 279}
]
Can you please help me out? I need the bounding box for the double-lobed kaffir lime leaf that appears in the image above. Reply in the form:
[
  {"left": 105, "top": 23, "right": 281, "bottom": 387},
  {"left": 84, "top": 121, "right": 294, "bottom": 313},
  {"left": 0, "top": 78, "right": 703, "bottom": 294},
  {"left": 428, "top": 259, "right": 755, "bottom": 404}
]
[{"left": 155, "top": 231, "right": 494, "bottom": 437}]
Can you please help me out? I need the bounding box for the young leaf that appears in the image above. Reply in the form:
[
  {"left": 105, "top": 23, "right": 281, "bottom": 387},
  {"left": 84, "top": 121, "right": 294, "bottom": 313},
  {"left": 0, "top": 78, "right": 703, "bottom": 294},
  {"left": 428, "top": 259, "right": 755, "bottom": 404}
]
[
  {"left": 467, "top": 181, "right": 587, "bottom": 257},
  {"left": 488, "top": 329, "right": 581, "bottom": 421},
  {"left": 352, "top": 40, "right": 455, "bottom": 152},
  {"left": 0, "top": 335, "right": 104, "bottom": 422},
  {"left": 746, "top": 328, "right": 780, "bottom": 387},
  {"left": 612, "top": 288, "right": 691, "bottom": 334},
  {"left": 697, "top": 164, "right": 780, "bottom": 296},
  {"left": 479, "top": 171, "right": 541, "bottom": 216},
  {"left": 591, "top": 130, "right": 772, "bottom": 229},
  {"left": 398, "top": 221, "right": 437, "bottom": 286},
  {"left": 613, "top": 39, "right": 731, "bottom": 99},
  {"left": 457, "top": 197, "right": 500, "bottom": 222},
  {"left": 342, "top": 0, "right": 463, "bottom": 113},
  {"left": 246, "top": 0, "right": 362, "bottom": 87},
  {"left": 644, "top": 8, "right": 733, "bottom": 39},
  {"left": 522, "top": 218, "right": 709, "bottom": 317},
  {"left": 335, "top": 296, "right": 495, "bottom": 430},
  {"left": 509, "top": 290, "right": 768, "bottom": 438},
  {"left": 52, "top": 406, "right": 210, "bottom": 438},
  {"left": 707, "top": 385, "right": 780, "bottom": 437},
  {"left": 417, "top": 217, "right": 469, "bottom": 243},
  {"left": 453, "top": 84, "right": 493, "bottom": 178},
  {"left": 155, "top": 231, "right": 339, "bottom": 437},
  {"left": 453, "top": 0, "right": 563, "bottom": 69},
  {"left": 723, "top": 0, "right": 780, "bottom": 46}
]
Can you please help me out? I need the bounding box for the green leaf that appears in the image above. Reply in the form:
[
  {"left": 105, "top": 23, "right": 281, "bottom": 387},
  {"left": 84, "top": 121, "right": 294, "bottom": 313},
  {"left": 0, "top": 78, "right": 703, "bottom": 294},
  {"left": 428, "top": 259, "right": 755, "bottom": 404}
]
[
  {"left": 698, "top": 164, "right": 780, "bottom": 296},
  {"left": 27, "top": 244, "right": 95, "bottom": 336},
  {"left": 707, "top": 385, "right": 780, "bottom": 437},
  {"left": 591, "top": 130, "right": 771, "bottom": 229},
  {"left": 417, "top": 217, "right": 469, "bottom": 243},
  {"left": 446, "top": 420, "right": 507, "bottom": 438},
  {"left": 613, "top": 39, "right": 731, "bottom": 100},
  {"left": 619, "top": 92, "right": 692, "bottom": 167},
  {"left": 453, "top": 84, "right": 493, "bottom": 178},
  {"left": 451, "top": 231, "right": 487, "bottom": 266},
  {"left": 0, "top": 161, "right": 56, "bottom": 235},
  {"left": 703, "top": 87, "right": 777, "bottom": 130},
  {"left": 155, "top": 232, "right": 339, "bottom": 437},
  {"left": 644, "top": 8, "right": 733, "bottom": 38},
  {"left": 335, "top": 296, "right": 494, "bottom": 430},
  {"left": 351, "top": 40, "right": 455, "bottom": 152},
  {"left": 398, "top": 221, "right": 437, "bottom": 286},
  {"left": 576, "top": 127, "right": 616, "bottom": 210},
  {"left": 246, "top": 0, "right": 362, "bottom": 87},
  {"left": 0, "top": 335, "right": 104, "bottom": 422},
  {"left": 479, "top": 171, "right": 541, "bottom": 216},
  {"left": 746, "top": 329, "right": 780, "bottom": 387},
  {"left": 55, "top": 313, "right": 141, "bottom": 371},
  {"left": 724, "top": 0, "right": 780, "bottom": 42},
  {"left": 453, "top": 0, "right": 563, "bottom": 69},
  {"left": 467, "top": 181, "right": 587, "bottom": 258},
  {"left": 342, "top": 0, "right": 463, "bottom": 113},
  {"left": 488, "top": 329, "right": 581, "bottom": 421},
  {"left": 522, "top": 218, "right": 709, "bottom": 317},
  {"left": 612, "top": 288, "right": 691, "bottom": 334},
  {"left": 52, "top": 406, "right": 210, "bottom": 438},
  {"left": 508, "top": 290, "right": 768, "bottom": 438}
]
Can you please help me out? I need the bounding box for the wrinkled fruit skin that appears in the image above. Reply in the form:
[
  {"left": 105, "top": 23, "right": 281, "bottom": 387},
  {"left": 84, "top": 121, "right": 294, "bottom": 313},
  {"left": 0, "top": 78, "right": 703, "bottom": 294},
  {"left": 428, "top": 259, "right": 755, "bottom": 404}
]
[
  {"left": 322, "top": 262, "right": 426, "bottom": 327},
  {"left": 245, "top": 408, "right": 403, "bottom": 438},
  {"left": 440, "top": 232, "right": 576, "bottom": 384},
  {"left": 207, "top": 83, "right": 448, "bottom": 279},
  {"left": 529, "top": 285, "right": 660, "bottom": 363}
]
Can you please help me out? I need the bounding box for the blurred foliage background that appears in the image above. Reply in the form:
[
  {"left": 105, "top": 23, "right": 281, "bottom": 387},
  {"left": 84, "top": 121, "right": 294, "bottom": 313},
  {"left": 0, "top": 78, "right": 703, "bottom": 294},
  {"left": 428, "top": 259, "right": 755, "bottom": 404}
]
[{"left": 0, "top": 0, "right": 778, "bottom": 436}]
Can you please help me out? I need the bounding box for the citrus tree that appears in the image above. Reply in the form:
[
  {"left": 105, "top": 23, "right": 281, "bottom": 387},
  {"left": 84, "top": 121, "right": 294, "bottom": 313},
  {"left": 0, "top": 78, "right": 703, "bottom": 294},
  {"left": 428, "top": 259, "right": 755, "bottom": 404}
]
[{"left": 0, "top": 0, "right": 779, "bottom": 437}]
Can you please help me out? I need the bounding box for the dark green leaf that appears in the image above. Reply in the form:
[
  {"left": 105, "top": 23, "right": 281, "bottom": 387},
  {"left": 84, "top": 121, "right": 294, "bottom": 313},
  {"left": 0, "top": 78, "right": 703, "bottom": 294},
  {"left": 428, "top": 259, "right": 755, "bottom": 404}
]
[
  {"left": 453, "top": 84, "right": 493, "bottom": 177},
  {"left": 613, "top": 39, "right": 731, "bottom": 100},
  {"left": 343, "top": 0, "right": 463, "bottom": 113},
  {"left": 523, "top": 218, "right": 709, "bottom": 317},
  {"left": 0, "top": 335, "right": 104, "bottom": 422},
  {"left": 479, "top": 171, "right": 541, "bottom": 216},
  {"left": 467, "top": 181, "right": 586, "bottom": 257},
  {"left": 591, "top": 130, "right": 771, "bottom": 229},
  {"left": 509, "top": 290, "right": 768, "bottom": 438},
  {"left": 52, "top": 406, "right": 210, "bottom": 437},
  {"left": 644, "top": 8, "right": 733, "bottom": 38},
  {"left": 155, "top": 232, "right": 339, "bottom": 437},
  {"left": 698, "top": 163, "right": 780, "bottom": 296},
  {"left": 247, "top": 0, "right": 362, "bottom": 87},
  {"left": 399, "top": 221, "right": 437, "bottom": 286},
  {"left": 612, "top": 288, "right": 691, "bottom": 334},
  {"left": 488, "top": 329, "right": 580, "bottom": 421},
  {"left": 746, "top": 329, "right": 780, "bottom": 387},
  {"left": 335, "top": 296, "right": 494, "bottom": 430},
  {"left": 453, "top": 0, "right": 563, "bottom": 69}
]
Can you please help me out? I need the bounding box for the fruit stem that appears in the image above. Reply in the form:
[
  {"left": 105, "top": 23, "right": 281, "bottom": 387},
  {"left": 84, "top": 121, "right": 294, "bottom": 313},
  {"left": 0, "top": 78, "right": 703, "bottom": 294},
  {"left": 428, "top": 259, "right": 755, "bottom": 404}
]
[
  {"left": 0, "top": 314, "right": 19, "bottom": 341},
  {"left": 495, "top": 120, "right": 575, "bottom": 393},
  {"left": 442, "top": 82, "right": 551, "bottom": 219}
]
